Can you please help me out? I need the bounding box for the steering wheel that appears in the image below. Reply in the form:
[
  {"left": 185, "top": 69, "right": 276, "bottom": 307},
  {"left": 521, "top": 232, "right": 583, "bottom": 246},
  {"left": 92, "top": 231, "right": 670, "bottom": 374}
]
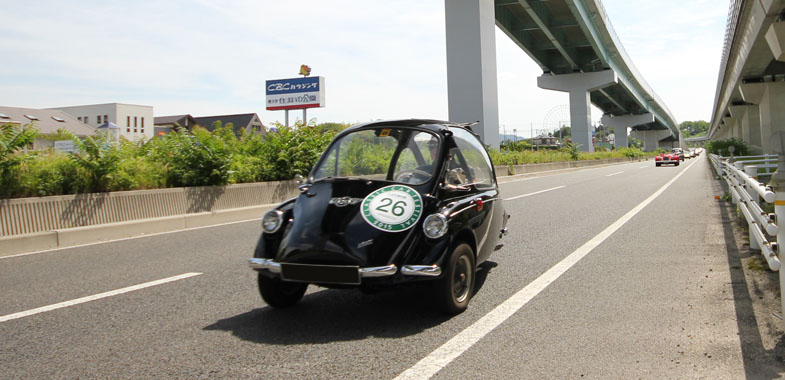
[{"left": 395, "top": 169, "right": 432, "bottom": 183}]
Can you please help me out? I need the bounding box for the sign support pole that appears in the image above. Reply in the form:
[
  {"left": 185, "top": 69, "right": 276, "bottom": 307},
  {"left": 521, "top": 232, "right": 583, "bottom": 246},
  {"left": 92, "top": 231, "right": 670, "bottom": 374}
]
[{"left": 285, "top": 110, "right": 289, "bottom": 127}]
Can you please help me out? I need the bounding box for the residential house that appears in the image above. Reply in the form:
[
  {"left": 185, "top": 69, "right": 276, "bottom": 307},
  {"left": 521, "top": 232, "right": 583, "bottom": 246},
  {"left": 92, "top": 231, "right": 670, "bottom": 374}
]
[
  {"left": 532, "top": 134, "right": 560, "bottom": 147},
  {"left": 153, "top": 114, "right": 198, "bottom": 136},
  {"left": 193, "top": 113, "right": 266, "bottom": 136}
]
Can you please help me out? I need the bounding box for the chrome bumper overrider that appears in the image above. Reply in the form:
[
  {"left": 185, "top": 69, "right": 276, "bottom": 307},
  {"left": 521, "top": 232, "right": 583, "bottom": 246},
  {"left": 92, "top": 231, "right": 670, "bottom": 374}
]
[
  {"left": 401, "top": 265, "right": 442, "bottom": 277},
  {"left": 248, "top": 258, "right": 441, "bottom": 278},
  {"left": 249, "top": 258, "right": 282, "bottom": 273}
]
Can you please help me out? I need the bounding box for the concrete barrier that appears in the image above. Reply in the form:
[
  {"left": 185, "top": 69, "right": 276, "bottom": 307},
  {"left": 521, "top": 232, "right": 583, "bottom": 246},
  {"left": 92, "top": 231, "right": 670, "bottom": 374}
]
[
  {"left": 0, "top": 231, "right": 59, "bottom": 256},
  {"left": 0, "top": 204, "right": 278, "bottom": 257},
  {"left": 0, "top": 181, "right": 299, "bottom": 238},
  {"left": 494, "top": 157, "right": 638, "bottom": 176}
]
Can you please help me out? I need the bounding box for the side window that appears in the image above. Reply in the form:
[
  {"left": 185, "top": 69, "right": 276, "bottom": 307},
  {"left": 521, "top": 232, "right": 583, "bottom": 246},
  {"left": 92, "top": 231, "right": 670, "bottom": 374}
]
[
  {"left": 450, "top": 128, "right": 495, "bottom": 189},
  {"left": 445, "top": 148, "right": 469, "bottom": 186}
]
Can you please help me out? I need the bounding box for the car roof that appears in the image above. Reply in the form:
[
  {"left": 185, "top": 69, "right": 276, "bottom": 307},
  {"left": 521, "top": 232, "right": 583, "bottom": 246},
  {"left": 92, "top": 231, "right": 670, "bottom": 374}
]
[{"left": 342, "top": 119, "right": 476, "bottom": 134}]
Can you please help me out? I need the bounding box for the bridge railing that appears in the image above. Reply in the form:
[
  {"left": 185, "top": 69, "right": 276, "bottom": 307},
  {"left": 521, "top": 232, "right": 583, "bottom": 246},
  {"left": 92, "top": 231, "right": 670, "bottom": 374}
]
[{"left": 710, "top": 154, "right": 780, "bottom": 271}]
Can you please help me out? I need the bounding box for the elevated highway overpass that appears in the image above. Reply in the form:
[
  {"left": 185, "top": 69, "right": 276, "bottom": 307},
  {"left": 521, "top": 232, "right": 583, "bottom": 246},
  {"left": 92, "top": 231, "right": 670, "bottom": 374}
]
[
  {"left": 445, "top": 0, "right": 680, "bottom": 151},
  {"left": 699, "top": 0, "right": 785, "bottom": 154}
]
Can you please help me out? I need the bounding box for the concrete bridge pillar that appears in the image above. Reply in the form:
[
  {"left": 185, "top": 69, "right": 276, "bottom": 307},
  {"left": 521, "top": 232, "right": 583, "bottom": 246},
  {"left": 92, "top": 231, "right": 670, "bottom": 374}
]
[
  {"left": 445, "top": 0, "right": 500, "bottom": 148},
  {"left": 741, "top": 81, "right": 785, "bottom": 154},
  {"left": 740, "top": 83, "right": 767, "bottom": 152},
  {"left": 538, "top": 70, "right": 617, "bottom": 152},
  {"left": 630, "top": 129, "right": 670, "bottom": 152},
  {"left": 600, "top": 113, "right": 654, "bottom": 149},
  {"left": 730, "top": 105, "right": 763, "bottom": 153},
  {"left": 723, "top": 115, "right": 738, "bottom": 139},
  {"left": 760, "top": 82, "right": 785, "bottom": 154}
]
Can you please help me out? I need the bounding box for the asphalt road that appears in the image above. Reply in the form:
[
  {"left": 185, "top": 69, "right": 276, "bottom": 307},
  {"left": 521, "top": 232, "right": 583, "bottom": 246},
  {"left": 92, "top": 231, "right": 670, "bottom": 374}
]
[{"left": 1, "top": 155, "right": 781, "bottom": 379}]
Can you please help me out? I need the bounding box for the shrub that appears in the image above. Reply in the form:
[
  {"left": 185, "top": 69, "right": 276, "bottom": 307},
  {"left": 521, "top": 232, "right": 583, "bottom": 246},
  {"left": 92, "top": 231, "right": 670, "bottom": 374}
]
[
  {"left": 0, "top": 123, "right": 39, "bottom": 197},
  {"left": 257, "top": 121, "right": 335, "bottom": 180},
  {"left": 69, "top": 134, "right": 122, "bottom": 193},
  {"left": 705, "top": 138, "right": 749, "bottom": 156},
  {"left": 16, "top": 151, "right": 82, "bottom": 197},
  {"left": 148, "top": 126, "right": 234, "bottom": 187}
]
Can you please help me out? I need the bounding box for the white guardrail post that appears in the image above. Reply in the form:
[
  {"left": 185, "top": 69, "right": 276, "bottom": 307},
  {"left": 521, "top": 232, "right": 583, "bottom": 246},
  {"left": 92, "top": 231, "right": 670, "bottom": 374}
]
[
  {"left": 745, "top": 165, "right": 761, "bottom": 250},
  {"left": 773, "top": 153, "right": 785, "bottom": 322},
  {"left": 713, "top": 150, "right": 783, "bottom": 324},
  {"left": 771, "top": 131, "right": 785, "bottom": 323}
]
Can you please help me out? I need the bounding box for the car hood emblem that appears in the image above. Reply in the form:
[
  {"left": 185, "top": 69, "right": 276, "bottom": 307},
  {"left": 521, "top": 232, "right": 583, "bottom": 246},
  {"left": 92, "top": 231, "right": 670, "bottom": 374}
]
[{"left": 329, "top": 196, "right": 363, "bottom": 207}]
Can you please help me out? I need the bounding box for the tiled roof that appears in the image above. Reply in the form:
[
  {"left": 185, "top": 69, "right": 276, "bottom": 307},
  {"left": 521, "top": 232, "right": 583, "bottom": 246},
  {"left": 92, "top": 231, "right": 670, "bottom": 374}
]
[{"left": 0, "top": 106, "right": 95, "bottom": 136}]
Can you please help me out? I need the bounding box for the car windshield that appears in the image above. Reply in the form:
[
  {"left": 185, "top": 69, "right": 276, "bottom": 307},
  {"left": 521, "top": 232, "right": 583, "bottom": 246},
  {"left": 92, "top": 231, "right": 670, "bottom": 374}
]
[{"left": 312, "top": 127, "right": 440, "bottom": 185}]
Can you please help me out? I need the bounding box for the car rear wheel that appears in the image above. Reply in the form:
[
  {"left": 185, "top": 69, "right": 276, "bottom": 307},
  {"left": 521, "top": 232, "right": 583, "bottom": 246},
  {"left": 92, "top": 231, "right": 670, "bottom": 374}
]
[
  {"left": 258, "top": 273, "right": 307, "bottom": 308},
  {"left": 655, "top": 163, "right": 661, "bottom": 167},
  {"left": 434, "top": 243, "right": 475, "bottom": 315}
]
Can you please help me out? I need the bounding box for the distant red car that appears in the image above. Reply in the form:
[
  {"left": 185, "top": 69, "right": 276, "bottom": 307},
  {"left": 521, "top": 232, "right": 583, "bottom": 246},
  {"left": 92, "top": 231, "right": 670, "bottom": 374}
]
[{"left": 655, "top": 152, "right": 680, "bottom": 167}]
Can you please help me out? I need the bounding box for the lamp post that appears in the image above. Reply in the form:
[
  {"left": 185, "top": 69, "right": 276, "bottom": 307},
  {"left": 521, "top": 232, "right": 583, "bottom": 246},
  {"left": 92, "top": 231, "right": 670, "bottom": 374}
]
[{"left": 559, "top": 120, "right": 568, "bottom": 144}]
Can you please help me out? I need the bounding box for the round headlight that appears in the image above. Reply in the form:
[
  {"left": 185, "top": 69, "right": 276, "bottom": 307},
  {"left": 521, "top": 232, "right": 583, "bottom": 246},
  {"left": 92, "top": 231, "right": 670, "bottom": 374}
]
[
  {"left": 262, "top": 210, "right": 284, "bottom": 233},
  {"left": 423, "top": 213, "right": 448, "bottom": 239}
]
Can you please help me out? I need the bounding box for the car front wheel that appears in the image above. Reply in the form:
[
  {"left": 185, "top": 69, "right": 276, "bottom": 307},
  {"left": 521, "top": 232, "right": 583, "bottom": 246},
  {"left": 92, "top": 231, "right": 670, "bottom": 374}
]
[
  {"left": 434, "top": 243, "right": 476, "bottom": 314},
  {"left": 258, "top": 273, "right": 307, "bottom": 308}
]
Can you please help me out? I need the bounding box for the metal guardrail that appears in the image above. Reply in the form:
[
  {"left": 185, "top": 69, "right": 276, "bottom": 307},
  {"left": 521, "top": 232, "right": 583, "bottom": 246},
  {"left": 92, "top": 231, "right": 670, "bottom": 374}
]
[{"left": 710, "top": 154, "right": 780, "bottom": 271}]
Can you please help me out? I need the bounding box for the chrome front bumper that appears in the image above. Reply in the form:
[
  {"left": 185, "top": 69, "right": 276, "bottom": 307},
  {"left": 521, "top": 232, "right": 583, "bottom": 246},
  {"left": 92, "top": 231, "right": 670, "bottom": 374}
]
[{"left": 248, "top": 258, "right": 441, "bottom": 278}]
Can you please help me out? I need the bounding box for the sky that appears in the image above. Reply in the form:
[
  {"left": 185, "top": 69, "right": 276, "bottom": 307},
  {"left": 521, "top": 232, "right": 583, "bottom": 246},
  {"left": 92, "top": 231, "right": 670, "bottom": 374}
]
[{"left": 0, "top": 0, "right": 729, "bottom": 138}]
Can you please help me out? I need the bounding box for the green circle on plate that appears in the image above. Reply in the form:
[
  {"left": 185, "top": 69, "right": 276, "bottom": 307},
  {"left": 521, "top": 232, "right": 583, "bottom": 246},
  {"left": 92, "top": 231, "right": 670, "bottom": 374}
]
[{"left": 361, "top": 185, "right": 423, "bottom": 232}]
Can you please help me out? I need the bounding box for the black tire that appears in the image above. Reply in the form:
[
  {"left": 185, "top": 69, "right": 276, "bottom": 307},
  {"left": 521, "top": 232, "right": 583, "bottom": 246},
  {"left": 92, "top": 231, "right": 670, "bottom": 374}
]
[
  {"left": 258, "top": 273, "right": 307, "bottom": 308},
  {"left": 434, "top": 243, "right": 476, "bottom": 315},
  {"left": 655, "top": 163, "right": 661, "bottom": 167},
  {"left": 675, "top": 162, "right": 680, "bottom": 166}
]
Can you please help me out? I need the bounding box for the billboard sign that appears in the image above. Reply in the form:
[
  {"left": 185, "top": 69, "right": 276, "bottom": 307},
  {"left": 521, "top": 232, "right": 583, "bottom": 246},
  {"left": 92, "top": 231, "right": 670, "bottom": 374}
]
[
  {"left": 266, "top": 76, "right": 325, "bottom": 111},
  {"left": 54, "top": 140, "right": 75, "bottom": 153}
]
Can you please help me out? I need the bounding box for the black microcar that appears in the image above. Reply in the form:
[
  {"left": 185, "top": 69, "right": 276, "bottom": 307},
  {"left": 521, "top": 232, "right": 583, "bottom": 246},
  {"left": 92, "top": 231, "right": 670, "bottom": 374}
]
[{"left": 249, "top": 119, "right": 509, "bottom": 314}]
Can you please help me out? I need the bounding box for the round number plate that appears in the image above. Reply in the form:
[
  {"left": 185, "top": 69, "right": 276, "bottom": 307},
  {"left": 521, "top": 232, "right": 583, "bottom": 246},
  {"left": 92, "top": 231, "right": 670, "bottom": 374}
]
[{"left": 361, "top": 185, "right": 423, "bottom": 232}]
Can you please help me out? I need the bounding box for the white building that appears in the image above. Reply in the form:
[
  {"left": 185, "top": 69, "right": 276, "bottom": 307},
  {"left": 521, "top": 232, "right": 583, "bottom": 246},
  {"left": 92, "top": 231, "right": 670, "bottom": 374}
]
[{"left": 50, "top": 103, "right": 154, "bottom": 141}]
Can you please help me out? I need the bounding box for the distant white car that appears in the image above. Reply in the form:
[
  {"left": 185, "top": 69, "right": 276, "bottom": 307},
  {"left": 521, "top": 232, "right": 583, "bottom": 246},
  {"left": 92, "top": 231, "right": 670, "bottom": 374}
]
[{"left": 671, "top": 148, "right": 685, "bottom": 161}]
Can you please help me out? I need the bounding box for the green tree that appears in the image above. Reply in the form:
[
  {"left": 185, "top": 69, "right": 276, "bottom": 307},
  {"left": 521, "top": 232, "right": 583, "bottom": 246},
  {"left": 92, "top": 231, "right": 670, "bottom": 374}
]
[
  {"left": 69, "top": 134, "right": 122, "bottom": 193},
  {"left": 0, "top": 123, "right": 39, "bottom": 197},
  {"left": 705, "top": 138, "right": 749, "bottom": 156},
  {"left": 150, "top": 126, "right": 234, "bottom": 187},
  {"left": 316, "top": 122, "right": 351, "bottom": 133},
  {"left": 679, "top": 120, "right": 709, "bottom": 137},
  {"left": 258, "top": 121, "right": 335, "bottom": 180}
]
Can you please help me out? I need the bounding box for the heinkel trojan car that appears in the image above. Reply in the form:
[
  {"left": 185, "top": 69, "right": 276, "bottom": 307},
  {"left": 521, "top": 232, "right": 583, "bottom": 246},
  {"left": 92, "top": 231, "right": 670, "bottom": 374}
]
[{"left": 249, "top": 119, "right": 509, "bottom": 314}]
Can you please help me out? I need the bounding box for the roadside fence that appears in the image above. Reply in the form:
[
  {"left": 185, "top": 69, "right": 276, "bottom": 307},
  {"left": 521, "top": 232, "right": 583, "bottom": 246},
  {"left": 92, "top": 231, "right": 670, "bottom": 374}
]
[{"left": 710, "top": 153, "right": 785, "bottom": 321}]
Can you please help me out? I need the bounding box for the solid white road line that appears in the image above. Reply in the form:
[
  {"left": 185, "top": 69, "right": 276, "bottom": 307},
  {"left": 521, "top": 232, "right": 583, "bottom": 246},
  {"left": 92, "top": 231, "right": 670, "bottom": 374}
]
[
  {"left": 640, "top": 166, "right": 649, "bottom": 169},
  {"left": 503, "top": 186, "right": 566, "bottom": 201},
  {"left": 0, "top": 272, "right": 202, "bottom": 323},
  {"left": 605, "top": 171, "right": 623, "bottom": 177},
  {"left": 393, "top": 158, "right": 699, "bottom": 380}
]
